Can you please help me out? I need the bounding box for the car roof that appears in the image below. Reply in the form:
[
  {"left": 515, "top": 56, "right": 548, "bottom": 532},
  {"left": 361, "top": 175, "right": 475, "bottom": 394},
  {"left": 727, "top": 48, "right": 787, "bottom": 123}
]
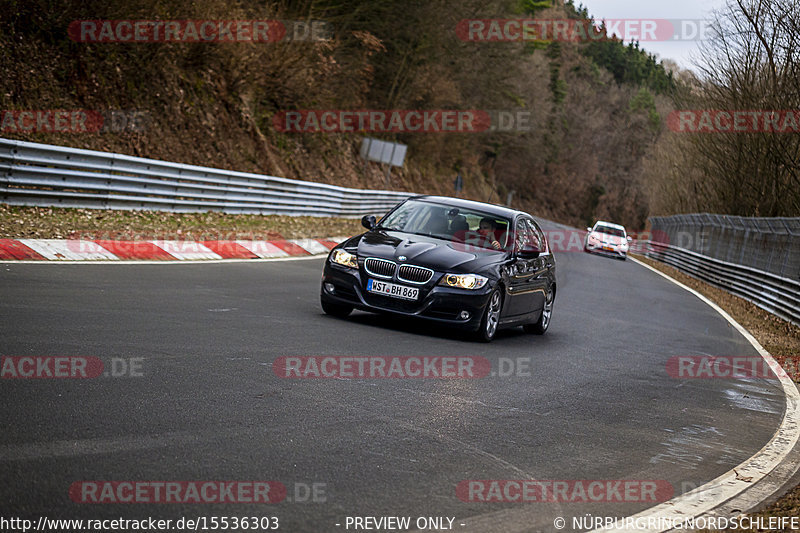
[
  {"left": 409, "top": 195, "right": 526, "bottom": 220},
  {"left": 594, "top": 220, "right": 626, "bottom": 230}
]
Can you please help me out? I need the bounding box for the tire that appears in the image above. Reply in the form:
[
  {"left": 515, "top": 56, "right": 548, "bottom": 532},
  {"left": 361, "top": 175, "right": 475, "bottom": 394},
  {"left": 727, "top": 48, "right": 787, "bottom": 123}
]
[
  {"left": 524, "top": 287, "right": 554, "bottom": 335},
  {"left": 321, "top": 300, "right": 353, "bottom": 318},
  {"left": 475, "top": 288, "right": 503, "bottom": 342}
]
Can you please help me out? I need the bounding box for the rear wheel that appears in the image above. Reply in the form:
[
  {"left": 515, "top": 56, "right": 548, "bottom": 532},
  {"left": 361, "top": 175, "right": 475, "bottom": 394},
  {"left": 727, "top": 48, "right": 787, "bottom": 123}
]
[
  {"left": 476, "top": 288, "right": 502, "bottom": 342},
  {"left": 524, "top": 287, "right": 554, "bottom": 335},
  {"left": 321, "top": 300, "right": 353, "bottom": 318}
]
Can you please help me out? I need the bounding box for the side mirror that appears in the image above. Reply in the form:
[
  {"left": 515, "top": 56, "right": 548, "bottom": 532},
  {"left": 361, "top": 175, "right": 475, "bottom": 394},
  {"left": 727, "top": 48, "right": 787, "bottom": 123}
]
[
  {"left": 518, "top": 245, "right": 541, "bottom": 259},
  {"left": 361, "top": 215, "right": 377, "bottom": 230},
  {"left": 627, "top": 236, "right": 633, "bottom": 243},
  {"left": 586, "top": 227, "right": 592, "bottom": 232}
]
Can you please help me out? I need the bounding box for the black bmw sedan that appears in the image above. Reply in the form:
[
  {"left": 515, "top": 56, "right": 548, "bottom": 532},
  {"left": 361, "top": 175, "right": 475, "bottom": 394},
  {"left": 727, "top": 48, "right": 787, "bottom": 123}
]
[{"left": 320, "top": 195, "right": 556, "bottom": 342}]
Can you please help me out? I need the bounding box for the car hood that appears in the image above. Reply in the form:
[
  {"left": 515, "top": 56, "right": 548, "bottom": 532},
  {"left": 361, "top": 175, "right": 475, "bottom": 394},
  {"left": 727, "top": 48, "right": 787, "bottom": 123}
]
[
  {"left": 591, "top": 232, "right": 626, "bottom": 246},
  {"left": 355, "top": 229, "right": 503, "bottom": 273}
]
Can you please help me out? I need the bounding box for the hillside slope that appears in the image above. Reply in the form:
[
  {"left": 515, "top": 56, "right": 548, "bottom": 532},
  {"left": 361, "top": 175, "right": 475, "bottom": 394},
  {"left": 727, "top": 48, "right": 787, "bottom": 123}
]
[{"left": 0, "top": 0, "right": 678, "bottom": 229}]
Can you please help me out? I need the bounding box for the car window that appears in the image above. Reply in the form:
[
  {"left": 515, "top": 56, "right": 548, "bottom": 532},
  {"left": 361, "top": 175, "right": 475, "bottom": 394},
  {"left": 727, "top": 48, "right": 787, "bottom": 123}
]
[
  {"left": 514, "top": 218, "right": 540, "bottom": 253},
  {"left": 594, "top": 225, "right": 625, "bottom": 238},
  {"left": 378, "top": 199, "right": 511, "bottom": 250},
  {"left": 379, "top": 201, "right": 416, "bottom": 231},
  {"left": 525, "top": 219, "right": 546, "bottom": 252}
]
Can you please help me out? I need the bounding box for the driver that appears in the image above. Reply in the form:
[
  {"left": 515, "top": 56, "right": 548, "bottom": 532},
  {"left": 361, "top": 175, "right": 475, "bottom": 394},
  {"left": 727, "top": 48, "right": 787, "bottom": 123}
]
[{"left": 478, "top": 218, "right": 502, "bottom": 250}]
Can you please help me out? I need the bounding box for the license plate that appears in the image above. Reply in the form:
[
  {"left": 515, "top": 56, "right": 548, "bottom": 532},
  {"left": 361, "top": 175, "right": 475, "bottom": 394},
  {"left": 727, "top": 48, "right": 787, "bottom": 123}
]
[
  {"left": 602, "top": 246, "right": 615, "bottom": 251},
  {"left": 366, "top": 279, "right": 419, "bottom": 300}
]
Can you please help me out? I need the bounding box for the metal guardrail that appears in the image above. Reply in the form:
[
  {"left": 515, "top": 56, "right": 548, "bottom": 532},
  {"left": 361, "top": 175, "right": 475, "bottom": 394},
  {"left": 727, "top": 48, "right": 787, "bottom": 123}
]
[
  {"left": 637, "top": 240, "right": 800, "bottom": 327},
  {"left": 650, "top": 214, "right": 800, "bottom": 280},
  {"left": 0, "top": 138, "right": 413, "bottom": 217}
]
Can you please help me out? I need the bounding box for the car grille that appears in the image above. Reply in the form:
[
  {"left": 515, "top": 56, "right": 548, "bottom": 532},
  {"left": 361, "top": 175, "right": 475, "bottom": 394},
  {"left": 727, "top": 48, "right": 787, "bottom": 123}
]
[
  {"left": 398, "top": 264, "right": 434, "bottom": 284},
  {"left": 364, "top": 258, "right": 396, "bottom": 278}
]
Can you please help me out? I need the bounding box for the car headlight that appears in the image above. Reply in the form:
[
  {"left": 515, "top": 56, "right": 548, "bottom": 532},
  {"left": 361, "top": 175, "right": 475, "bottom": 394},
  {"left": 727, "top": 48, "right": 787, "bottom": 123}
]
[
  {"left": 439, "top": 273, "right": 488, "bottom": 290},
  {"left": 330, "top": 249, "right": 358, "bottom": 269}
]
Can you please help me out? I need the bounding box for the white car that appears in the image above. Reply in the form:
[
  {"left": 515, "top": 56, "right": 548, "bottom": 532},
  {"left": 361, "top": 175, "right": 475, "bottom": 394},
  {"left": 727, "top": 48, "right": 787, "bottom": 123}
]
[{"left": 584, "top": 221, "right": 632, "bottom": 260}]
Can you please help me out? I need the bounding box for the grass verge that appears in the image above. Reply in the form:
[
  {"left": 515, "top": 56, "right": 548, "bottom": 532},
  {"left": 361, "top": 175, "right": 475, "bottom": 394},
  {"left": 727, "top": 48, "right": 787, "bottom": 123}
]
[{"left": 0, "top": 205, "right": 364, "bottom": 241}]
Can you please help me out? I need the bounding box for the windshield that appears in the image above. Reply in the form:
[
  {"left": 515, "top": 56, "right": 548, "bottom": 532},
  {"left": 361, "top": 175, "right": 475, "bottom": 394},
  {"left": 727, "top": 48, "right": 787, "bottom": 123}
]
[
  {"left": 594, "top": 225, "right": 626, "bottom": 238},
  {"left": 379, "top": 200, "right": 511, "bottom": 251}
]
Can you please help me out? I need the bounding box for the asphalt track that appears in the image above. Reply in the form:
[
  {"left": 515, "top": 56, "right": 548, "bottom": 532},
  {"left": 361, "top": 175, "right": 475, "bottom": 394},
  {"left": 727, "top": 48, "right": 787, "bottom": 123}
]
[{"left": 0, "top": 245, "right": 788, "bottom": 532}]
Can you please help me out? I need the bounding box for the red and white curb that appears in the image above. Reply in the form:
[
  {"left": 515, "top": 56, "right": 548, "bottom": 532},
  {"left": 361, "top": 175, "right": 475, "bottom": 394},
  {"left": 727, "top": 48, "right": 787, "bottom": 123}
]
[{"left": 0, "top": 237, "right": 347, "bottom": 261}]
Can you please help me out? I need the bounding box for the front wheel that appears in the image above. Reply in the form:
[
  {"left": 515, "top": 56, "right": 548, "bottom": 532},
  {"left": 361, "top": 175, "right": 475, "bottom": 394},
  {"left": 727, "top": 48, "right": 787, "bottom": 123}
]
[
  {"left": 321, "top": 300, "right": 353, "bottom": 318},
  {"left": 524, "top": 288, "right": 554, "bottom": 335},
  {"left": 475, "top": 288, "right": 502, "bottom": 342}
]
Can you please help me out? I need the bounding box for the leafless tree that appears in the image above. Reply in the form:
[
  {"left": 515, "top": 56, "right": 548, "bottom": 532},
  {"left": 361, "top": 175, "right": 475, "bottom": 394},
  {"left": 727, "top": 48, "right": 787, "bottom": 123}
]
[{"left": 659, "top": 0, "right": 800, "bottom": 216}]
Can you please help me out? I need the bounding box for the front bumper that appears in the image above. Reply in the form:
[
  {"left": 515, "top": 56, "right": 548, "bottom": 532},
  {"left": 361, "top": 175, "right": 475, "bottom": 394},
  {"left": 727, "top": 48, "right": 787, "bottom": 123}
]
[
  {"left": 320, "top": 261, "right": 493, "bottom": 330},
  {"left": 585, "top": 242, "right": 628, "bottom": 259}
]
